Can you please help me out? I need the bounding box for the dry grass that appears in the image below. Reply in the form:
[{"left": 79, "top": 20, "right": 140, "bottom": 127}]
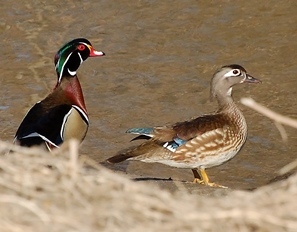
[{"left": 0, "top": 139, "right": 296, "bottom": 232}]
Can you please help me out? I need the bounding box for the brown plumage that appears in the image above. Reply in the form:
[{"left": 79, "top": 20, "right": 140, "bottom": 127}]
[{"left": 107, "top": 64, "right": 261, "bottom": 188}]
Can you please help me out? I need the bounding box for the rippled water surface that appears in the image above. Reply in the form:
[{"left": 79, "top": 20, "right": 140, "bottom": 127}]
[{"left": 1, "top": 1, "right": 297, "bottom": 192}]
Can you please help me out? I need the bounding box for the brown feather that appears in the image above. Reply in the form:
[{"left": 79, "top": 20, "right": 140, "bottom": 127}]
[
  {"left": 106, "top": 152, "right": 135, "bottom": 163},
  {"left": 148, "top": 113, "right": 231, "bottom": 143},
  {"left": 152, "top": 126, "right": 177, "bottom": 141},
  {"left": 107, "top": 140, "right": 172, "bottom": 164},
  {"left": 172, "top": 113, "right": 229, "bottom": 140}
]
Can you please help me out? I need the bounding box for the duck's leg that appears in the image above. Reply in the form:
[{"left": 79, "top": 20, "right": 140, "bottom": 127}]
[
  {"left": 192, "top": 169, "right": 203, "bottom": 183},
  {"left": 193, "top": 168, "right": 228, "bottom": 188}
]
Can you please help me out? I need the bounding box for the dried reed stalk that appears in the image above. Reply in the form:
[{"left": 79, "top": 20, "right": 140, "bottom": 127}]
[
  {"left": 0, "top": 139, "right": 296, "bottom": 232},
  {"left": 241, "top": 97, "right": 297, "bottom": 175}
]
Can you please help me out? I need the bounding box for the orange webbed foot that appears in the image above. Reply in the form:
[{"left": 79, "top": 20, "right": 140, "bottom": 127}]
[{"left": 192, "top": 168, "right": 228, "bottom": 188}]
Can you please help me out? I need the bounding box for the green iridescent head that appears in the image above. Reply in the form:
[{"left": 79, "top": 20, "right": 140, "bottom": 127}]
[{"left": 54, "top": 38, "right": 105, "bottom": 83}]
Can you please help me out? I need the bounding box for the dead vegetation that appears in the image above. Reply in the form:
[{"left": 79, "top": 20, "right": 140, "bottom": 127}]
[{"left": 0, "top": 136, "right": 296, "bottom": 232}]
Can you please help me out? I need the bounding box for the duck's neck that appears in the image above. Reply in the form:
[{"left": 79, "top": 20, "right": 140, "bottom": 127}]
[
  {"left": 216, "top": 92, "right": 247, "bottom": 134},
  {"left": 57, "top": 76, "right": 87, "bottom": 114},
  {"left": 215, "top": 88, "right": 236, "bottom": 111}
]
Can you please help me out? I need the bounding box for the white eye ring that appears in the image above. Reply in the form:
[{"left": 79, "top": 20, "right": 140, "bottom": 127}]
[{"left": 224, "top": 69, "right": 241, "bottom": 77}]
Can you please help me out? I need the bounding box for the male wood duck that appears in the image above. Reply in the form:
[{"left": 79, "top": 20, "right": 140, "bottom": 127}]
[
  {"left": 14, "top": 38, "right": 105, "bottom": 150},
  {"left": 107, "top": 64, "right": 261, "bottom": 188}
]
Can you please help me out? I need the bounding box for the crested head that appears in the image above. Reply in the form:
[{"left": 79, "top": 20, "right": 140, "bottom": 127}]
[
  {"left": 54, "top": 38, "right": 105, "bottom": 83},
  {"left": 210, "top": 64, "right": 261, "bottom": 104}
]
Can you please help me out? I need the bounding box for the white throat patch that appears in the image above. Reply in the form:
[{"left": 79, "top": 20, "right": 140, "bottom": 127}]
[
  {"left": 67, "top": 68, "right": 77, "bottom": 76},
  {"left": 227, "top": 87, "right": 233, "bottom": 96}
]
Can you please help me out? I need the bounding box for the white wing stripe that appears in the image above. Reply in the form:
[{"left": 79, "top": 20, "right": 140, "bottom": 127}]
[
  {"left": 60, "top": 108, "right": 73, "bottom": 140},
  {"left": 20, "top": 132, "right": 59, "bottom": 148},
  {"left": 72, "top": 105, "right": 89, "bottom": 123}
]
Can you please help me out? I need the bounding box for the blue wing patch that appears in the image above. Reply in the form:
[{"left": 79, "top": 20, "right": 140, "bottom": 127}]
[
  {"left": 126, "top": 127, "right": 154, "bottom": 137},
  {"left": 127, "top": 127, "right": 187, "bottom": 152},
  {"left": 163, "top": 137, "right": 187, "bottom": 152}
]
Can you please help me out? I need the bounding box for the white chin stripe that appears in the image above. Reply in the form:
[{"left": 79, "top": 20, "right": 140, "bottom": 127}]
[
  {"left": 67, "top": 68, "right": 77, "bottom": 76},
  {"left": 227, "top": 87, "right": 232, "bottom": 96},
  {"left": 78, "top": 52, "right": 83, "bottom": 64}
]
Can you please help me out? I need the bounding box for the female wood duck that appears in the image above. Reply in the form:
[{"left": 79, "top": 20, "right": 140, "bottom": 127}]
[
  {"left": 107, "top": 64, "right": 261, "bottom": 188},
  {"left": 14, "top": 38, "right": 105, "bottom": 150}
]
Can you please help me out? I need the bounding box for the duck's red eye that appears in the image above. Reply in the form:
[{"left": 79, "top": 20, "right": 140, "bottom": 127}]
[{"left": 77, "top": 44, "right": 85, "bottom": 51}]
